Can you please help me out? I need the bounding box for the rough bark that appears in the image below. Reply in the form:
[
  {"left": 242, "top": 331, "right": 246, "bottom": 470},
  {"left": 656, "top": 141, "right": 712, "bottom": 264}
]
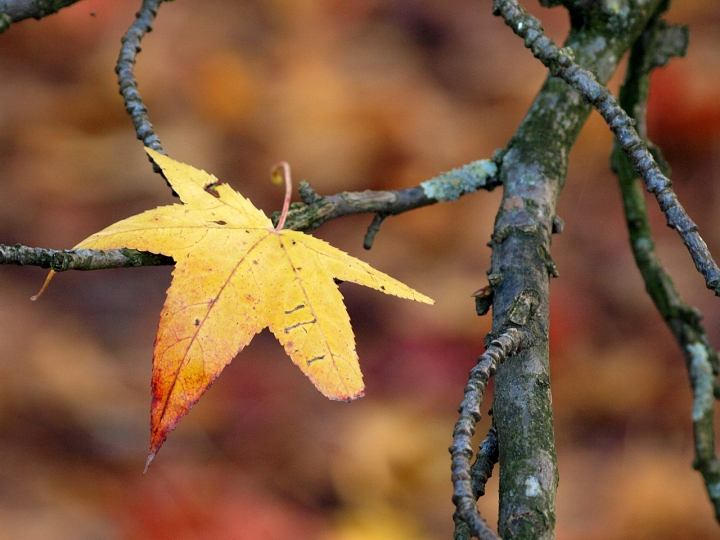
[
  {"left": 489, "top": 1, "right": 665, "bottom": 537},
  {"left": 0, "top": 0, "right": 83, "bottom": 32}
]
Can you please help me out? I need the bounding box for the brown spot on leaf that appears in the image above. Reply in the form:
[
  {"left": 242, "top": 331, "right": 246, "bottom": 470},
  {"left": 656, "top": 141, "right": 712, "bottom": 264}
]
[
  {"left": 306, "top": 355, "right": 325, "bottom": 366},
  {"left": 204, "top": 182, "right": 221, "bottom": 198}
]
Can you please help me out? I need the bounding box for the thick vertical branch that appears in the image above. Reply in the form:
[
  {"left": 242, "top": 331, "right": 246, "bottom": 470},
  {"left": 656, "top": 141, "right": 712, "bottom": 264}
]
[{"left": 489, "top": 1, "right": 665, "bottom": 537}]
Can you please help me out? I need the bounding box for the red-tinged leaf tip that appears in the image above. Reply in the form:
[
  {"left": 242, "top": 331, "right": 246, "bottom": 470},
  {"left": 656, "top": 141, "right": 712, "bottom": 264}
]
[{"left": 144, "top": 452, "right": 156, "bottom": 474}]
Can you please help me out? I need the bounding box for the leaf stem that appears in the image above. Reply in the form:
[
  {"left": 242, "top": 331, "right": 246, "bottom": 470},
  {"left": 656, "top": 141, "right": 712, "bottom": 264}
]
[{"left": 272, "top": 161, "right": 292, "bottom": 231}]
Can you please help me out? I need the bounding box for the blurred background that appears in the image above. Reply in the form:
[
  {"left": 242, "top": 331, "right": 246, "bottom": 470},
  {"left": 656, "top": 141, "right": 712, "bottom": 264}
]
[{"left": 0, "top": 0, "right": 719, "bottom": 538}]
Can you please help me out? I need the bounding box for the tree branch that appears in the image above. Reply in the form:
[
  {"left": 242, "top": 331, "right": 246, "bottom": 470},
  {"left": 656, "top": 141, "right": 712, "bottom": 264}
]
[
  {"left": 453, "top": 422, "right": 500, "bottom": 540},
  {"left": 0, "top": 0, "right": 83, "bottom": 33},
  {"left": 0, "top": 243, "right": 172, "bottom": 271},
  {"left": 450, "top": 328, "right": 531, "bottom": 540},
  {"left": 493, "top": 0, "right": 720, "bottom": 296},
  {"left": 487, "top": 1, "right": 666, "bottom": 537},
  {"left": 0, "top": 159, "right": 500, "bottom": 272},
  {"left": 471, "top": 422, "right": 500, "bottom": 499},
  {"left": 276, "top": 158, "right": 499, "bottom": 234},
  {"left": 116, "top": 0, "right": 167, "bottom": 173},
  {"left": 611, "top": 15, "right": 720, "bottom": 523}
]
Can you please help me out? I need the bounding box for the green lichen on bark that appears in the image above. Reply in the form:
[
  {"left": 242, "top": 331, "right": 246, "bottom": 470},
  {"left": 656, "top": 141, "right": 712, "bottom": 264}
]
[
  {"left": 272, "top": 201, "right": 331, "bottom": 231},
  {"left": 0, "top": 12, "right": 11, "bottom": 32},
  {"left": 421, "top": 159, "right": 498, "bottom": 202}
]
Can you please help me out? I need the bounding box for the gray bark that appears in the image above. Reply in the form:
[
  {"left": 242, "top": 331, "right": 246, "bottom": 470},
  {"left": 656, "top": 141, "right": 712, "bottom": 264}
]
[
  {"left": 0, "top": 0, "right": 83, "bottom": 32},
  {"left": 490, "top": 1, "right": 665, "bottom": 537}
]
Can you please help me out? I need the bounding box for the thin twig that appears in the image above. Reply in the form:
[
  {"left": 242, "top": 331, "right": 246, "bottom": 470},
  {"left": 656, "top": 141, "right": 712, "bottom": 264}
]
[
  {"left": 471, "top": 422, "right": 499, "bottom": 499},
  {"left": 0, "top": 0, "right": 83, "bottom": 33},
  {"left": 611, "top": 15, "right": 720, "bottom": 522},
  {"left": 0, "top": 243, "right": 172, "bottom": 271},
  {"left": 492, "top": 0, "right": 720, "bottom": 296},
  {"left": 450, "top": 328, "right": 532, "bottom": 539},
  {"left": 276, "top": 159, "right": 499, "bottom": 233},
  {"left": 453, "top": 423, "right": 500, "bottom": 540},
  {"left": 277, "top": 185, "right": 433, "bottom": 232},
  {"left": 116, "top": 0, "right": 166, "bottom": 171}
]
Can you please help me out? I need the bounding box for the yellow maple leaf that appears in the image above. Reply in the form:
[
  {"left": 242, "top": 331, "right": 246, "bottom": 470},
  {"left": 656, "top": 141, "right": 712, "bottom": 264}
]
[{"left": 44, "top": 149, "right": 433, "bottom": 468}]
